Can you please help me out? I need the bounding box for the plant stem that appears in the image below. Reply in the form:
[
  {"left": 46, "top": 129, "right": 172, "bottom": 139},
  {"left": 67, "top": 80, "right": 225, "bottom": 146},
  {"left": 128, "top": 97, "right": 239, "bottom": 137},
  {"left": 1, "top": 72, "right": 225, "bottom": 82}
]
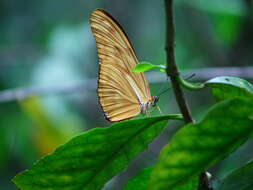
[
  {"left": 177, "top": 75, "right": 205, "bottom": 90},
  {"left": 164, "top": 0, "right": 193, "bottom": 123},
  {"left": 164, "top": 0, "right": 212, "bottom": 189}
]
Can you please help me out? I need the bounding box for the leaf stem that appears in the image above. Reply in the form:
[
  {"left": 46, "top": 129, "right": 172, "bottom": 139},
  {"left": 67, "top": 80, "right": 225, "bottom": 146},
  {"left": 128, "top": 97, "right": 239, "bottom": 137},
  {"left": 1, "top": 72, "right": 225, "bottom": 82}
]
[
  {"left": 166, "top": 114, "right": 184, "bottom": 121},
  {"left": 177, "top": 75, "right": 205, "bottom": 90}
]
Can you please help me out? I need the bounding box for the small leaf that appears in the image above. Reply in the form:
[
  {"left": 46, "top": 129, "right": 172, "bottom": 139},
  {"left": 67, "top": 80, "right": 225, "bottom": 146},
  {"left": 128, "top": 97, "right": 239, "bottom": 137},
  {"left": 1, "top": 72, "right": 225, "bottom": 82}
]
[
  {"left": 124, "top": 167, "right": 199, "bottom": 190},
  {"left": 13, "top": 114, "right": 181, "bottom": 190},
  {"left": 149, "top": 98, "right": 253, "bottom": 190},
  {"left": 205, "top": 76, "right": 253, "bottom": 101},
  {"left": 132, "top": 61, "right": 166, "bottom": 72},
  {"left": 218, "top": 159, "right": 253, "bottom": 190}
]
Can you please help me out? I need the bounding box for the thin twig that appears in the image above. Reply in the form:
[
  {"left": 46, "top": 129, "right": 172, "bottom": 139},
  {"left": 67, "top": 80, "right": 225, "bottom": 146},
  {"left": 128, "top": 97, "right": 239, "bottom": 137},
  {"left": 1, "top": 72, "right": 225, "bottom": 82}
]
[
  {"left": 0, "top": 79, "right": 96, "bottom": 103},
  {"left": 149, "top": 66, "right": 253, "bottom": 83},
  {"left": 0, "top": 67, "right": 252, "bottom": 103},
  {"left": 164, "top": 0, "right": 193, "bottom": 123}
]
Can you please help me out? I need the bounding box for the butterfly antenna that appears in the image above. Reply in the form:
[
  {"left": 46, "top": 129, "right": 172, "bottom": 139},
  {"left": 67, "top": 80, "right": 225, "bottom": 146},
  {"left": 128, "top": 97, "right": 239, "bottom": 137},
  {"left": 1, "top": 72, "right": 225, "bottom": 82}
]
[
  {"left": 185, "top": 73, "right": 196, "bottom": 80},
  {"left": 155, "top": 77, "right": 170, "bottom": 97},
  {"left": 156, "top": 82, "right": 168, "bottom": 95},
  {"left": 156, "top": 73, "right": 195, "bottom": 99},
  {"left": 157, "top": 86, "right": 171, "bottom": 98}
]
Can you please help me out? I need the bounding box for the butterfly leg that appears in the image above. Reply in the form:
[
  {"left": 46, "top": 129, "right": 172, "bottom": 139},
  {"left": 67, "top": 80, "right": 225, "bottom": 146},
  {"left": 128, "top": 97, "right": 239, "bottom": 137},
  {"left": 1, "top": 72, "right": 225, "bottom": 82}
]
[
  {"left": 146, "top": 111, "right": 151, "bottom": 117},
  {"left": 156, "top": 105, "right": 163, "bottom": 115}
]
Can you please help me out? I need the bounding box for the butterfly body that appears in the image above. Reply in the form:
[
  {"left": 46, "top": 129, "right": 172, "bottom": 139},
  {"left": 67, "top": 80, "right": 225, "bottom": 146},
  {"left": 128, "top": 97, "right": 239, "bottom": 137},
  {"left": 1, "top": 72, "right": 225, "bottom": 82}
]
[
  {"left": 90, "top": 9, "right": 158, "bottom": 122},
  {"left": 140, "top": 96, "right": 159, "bottom": 114}
]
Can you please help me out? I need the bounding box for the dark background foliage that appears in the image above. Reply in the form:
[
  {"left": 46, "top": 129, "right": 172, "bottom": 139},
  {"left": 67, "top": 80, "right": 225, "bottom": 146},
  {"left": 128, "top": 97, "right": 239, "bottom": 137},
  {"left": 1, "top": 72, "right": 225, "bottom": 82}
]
[{"left": 0, "top": 0, "right": 253, "bottom": 189}]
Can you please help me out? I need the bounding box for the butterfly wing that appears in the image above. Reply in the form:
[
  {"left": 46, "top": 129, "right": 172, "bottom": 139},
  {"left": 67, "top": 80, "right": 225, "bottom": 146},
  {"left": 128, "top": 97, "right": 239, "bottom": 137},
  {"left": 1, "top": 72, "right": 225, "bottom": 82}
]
[{"left": 90, "top": 9, "right": 150, "bottom": 122}]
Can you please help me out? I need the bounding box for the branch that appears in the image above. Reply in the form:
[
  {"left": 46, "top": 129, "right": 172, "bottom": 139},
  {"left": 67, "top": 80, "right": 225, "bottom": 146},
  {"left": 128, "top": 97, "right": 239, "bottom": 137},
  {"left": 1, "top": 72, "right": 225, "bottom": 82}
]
[
  {"left": 0, "top": 79, "right": 96, "bottom": 103},
  {"left": 0, "top": 67, "right": 252, "bottom": 103},
  {"left": 165, "top": 1, "right": 212, "bottom": 189},
  {"left": 164, "top": 0, "right": 193, "bottom": 123},
  {"left": 148, "top": 66, "right": 253, "bottom": 83}
]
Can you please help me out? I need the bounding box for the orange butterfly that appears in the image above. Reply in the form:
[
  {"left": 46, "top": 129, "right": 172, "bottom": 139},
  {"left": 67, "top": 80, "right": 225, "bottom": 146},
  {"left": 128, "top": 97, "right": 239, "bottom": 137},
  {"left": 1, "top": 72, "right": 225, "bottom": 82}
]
[{"left": 90, "top": 9, "right": 158, "bottom": 122}]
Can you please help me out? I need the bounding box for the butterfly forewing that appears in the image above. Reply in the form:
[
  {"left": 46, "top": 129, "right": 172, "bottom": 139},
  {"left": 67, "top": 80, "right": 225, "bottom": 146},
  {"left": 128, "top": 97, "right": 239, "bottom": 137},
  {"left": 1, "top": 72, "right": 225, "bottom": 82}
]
[{"left": 90, "top": 9, "right": 150, "bottom": 122}]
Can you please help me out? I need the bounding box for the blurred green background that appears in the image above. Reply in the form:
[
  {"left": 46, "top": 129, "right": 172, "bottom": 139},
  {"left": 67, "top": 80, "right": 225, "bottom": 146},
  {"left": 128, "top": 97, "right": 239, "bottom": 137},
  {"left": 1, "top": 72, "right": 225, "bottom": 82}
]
[{"left": 0, "top": 0, "right": 253, "bottom": 189}]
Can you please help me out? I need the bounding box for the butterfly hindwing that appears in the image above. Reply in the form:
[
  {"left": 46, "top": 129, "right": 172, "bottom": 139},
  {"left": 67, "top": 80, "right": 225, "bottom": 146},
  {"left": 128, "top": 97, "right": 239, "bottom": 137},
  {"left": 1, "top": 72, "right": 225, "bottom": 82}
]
[{"left": 90, "top": 9, "right": 151, "bottom": 122}]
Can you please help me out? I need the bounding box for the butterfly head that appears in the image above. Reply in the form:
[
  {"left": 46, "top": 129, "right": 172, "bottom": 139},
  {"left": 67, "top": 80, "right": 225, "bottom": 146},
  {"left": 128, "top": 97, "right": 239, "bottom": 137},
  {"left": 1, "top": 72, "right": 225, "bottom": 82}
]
[{"left": 151, "top": 96, "right": 159, "bottom": 107}]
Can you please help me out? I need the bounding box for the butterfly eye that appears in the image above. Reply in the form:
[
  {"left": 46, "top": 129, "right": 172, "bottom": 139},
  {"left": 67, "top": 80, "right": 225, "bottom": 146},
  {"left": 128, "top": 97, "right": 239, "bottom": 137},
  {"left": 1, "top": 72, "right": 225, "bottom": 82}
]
[
  {"left": 155, "top": 96, "right": 159, "bottom": 104},
  {"left": 152, "top": 96, "right": 159, "bottom": 107}
]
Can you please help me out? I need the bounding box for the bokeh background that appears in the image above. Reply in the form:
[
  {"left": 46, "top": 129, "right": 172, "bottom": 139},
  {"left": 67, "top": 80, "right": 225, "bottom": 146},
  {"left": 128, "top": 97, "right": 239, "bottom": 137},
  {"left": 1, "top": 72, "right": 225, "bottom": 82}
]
[{"left": 1, "top": 0, "right": 253, "bottom": 189}]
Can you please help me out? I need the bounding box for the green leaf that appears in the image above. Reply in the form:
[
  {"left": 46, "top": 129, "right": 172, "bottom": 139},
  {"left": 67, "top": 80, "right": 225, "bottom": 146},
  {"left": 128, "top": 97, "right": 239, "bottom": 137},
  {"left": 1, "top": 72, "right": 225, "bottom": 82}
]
[
  {"left": 218, "top": 159, "right": 253, "bottom": 190},
  {"left": 13, "top": 114, "right": 182, "bottom": 190},
  {"left": 175, "top": 176, "right": 199, "bottom": 190},
  {"left": 124, "top": 167, "right": 198, "bottom": 190},
  {"left": 19, "top": 97, "right": 82, "bottom": 155},
  {"left": 205, "top": 76, "right": 253, "bottom": 101},
  {"left": 149, "top": 98, "right": 253, "bottom": 190},
  {"left": 123, "top": 167, "right": 153, "bottom": 190},
  {"left": 132, "top": 61, "right": 166, "bottom": 72}
]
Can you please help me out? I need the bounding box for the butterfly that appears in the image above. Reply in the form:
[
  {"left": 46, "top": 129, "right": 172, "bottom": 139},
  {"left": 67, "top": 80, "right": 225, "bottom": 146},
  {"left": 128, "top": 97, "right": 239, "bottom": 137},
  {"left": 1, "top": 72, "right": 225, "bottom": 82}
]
[{"left": 90, "top": 9, "right": 159, "bottom": 122}]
